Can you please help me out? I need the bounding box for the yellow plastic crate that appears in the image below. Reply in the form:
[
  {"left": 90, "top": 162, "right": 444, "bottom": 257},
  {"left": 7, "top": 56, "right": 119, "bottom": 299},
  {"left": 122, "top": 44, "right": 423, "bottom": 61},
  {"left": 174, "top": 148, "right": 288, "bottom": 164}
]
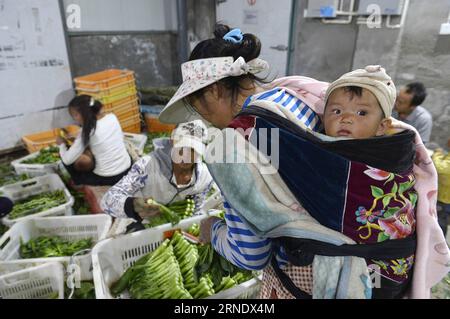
[
  {"left": 21, "top": 125, "right": 80, "bottom": 154},
  {"left": 76, "top": 80, "right": 136, "bottom": 98},
  {"left": 77, "top": 86, "right": 137, "bottom": 105},
  {"left": 120, "top": 114, "right": 142, "bottom": 134},
  {"left": 74, "top": 69, "right": 135, "bottom": 91},
  {"left": 105, "top": 99, "right": 140, "bottom": 123},
  {"left": 102, "top": 95, "right": 139, "bottom": 112}
]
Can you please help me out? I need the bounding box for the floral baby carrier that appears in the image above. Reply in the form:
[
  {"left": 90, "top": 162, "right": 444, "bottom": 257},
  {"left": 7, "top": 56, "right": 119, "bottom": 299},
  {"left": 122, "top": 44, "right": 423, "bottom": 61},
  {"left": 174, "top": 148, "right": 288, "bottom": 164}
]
[{"left": 206, "top": 104, "right": 418, "bottom": 298}]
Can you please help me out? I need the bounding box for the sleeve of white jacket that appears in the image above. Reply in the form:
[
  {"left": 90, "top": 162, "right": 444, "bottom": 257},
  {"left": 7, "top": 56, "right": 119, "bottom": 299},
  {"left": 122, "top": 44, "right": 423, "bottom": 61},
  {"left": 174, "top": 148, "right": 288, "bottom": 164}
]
[
  {"left": 101, "top": 156, "right": 150, "bottom": 219},
  {"left": 58, "top": 134, "right": 86, "bottom": 165}
]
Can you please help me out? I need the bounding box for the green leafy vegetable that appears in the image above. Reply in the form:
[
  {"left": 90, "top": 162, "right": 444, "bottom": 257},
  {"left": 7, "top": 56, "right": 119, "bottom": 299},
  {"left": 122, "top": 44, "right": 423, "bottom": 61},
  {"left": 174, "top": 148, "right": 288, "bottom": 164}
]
[
  {"left": 110, "top": 230, "right": 256, "bottom": 299},
  {"left": 143, "top": 132, "right": 170, "bottom": 154},
  {"left": 21, "top": 146, "right": 60, "bottom": 165},
  {"left": 145, "top": 198, "right": 196, "bottom": 228},
  {"left": 9, "top": 190, "right": 67, "bottom": 220},
  {"left": 20, "top": 236, "right": 93, "bottom": 258},
  {"left": 65, "top": 281, "right": 96, "bottom": 299}
]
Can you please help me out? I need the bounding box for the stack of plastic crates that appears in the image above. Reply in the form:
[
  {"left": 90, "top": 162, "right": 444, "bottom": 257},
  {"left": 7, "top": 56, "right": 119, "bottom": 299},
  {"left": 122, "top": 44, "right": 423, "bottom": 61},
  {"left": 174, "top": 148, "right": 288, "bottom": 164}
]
[
  {"left": 74, "top": 69, "right": 141, "bottom": 133},
  {"left": 22, "top": 125, "right": 80, "bottom": 154}
]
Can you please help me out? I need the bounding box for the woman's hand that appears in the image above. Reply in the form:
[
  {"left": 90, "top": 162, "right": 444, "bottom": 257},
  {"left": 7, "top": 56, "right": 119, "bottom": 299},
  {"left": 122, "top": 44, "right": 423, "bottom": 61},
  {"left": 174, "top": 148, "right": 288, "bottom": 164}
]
[
  {"left": 199, "top": 216, "right": 222, "bottom": 244},
  {"left": 133, "top": 198, "right": 161, "bottom": 219}
]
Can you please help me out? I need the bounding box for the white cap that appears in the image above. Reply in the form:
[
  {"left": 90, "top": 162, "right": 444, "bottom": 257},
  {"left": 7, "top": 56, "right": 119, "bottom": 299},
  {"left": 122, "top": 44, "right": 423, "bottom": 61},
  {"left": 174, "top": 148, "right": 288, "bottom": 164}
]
[
  {"left": 171, "top": 120, "right": 208, "bottom": 158},
  {"left": 325, "top": 65, "right": 397, "bottom": 118}
]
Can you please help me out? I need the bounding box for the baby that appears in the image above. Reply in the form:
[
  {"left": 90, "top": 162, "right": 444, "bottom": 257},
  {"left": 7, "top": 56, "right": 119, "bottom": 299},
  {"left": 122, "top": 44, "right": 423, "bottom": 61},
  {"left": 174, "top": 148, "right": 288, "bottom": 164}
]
[{"left": 322, "top": 65, "right": 396, "bottom": 139}]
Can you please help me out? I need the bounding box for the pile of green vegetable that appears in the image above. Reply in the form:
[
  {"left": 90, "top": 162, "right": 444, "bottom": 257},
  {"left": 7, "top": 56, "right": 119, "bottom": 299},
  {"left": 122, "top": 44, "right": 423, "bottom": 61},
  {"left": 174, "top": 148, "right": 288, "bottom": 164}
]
[
  {"left": 21, "top": 146, "right": 60, "bottom": 164},
  {"left": 0, "top": 174, "right": 30, "bottom": 187},
  {"left": 0, "top": 224, "right": 8, "bottom": 236},
  {"left": 113, "top": 236, "right": 192, "bottom": 298},
  {"left": 46, "top": 292, "right": 60, "bottom": 299},
  {"left": 145, "top": 198, "right": 195, "bottom": 228},
  {"left": 9, "top": 189, "right": 67, "bottom": 220},
  {"left": 186, "top": 223, "right": 200, "bottom": 237},
  {"left": 71, "top": 189, "right": 90, "bottom": 215},
  {"left": 111, "top": 229, "right": 255, "bottom": 299},
  {"left": 0, "top": 173, "right": 29, "bottom": 188},
  {"left": 20, "top": 236, "right": 93, "bottom": 258},
  {"left": 0, "top": 161, "right": 17, "bottom": 175},
  {"left": 143, "top": 132, "right": 171, "bottom": 154},
  {"left": 45, "top": 280, "right": 96, "bottom": 299},
  {"left": 65, "top": 281, "right": 96, "bottom": 299},
  {"left": 0, "top": 163, "right": 30, "bottom": 187}
]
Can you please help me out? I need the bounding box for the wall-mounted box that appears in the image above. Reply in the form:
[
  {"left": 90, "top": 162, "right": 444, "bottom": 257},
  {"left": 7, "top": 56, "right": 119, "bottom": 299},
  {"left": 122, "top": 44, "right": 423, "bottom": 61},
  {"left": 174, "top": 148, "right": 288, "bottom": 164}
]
[
  {"left": 358, "top": 0, "right": 404, "bottom": 16},
  {"left": 304, "top": 0, "right": 339, "bottom": 18},
  {"left": 440, "top": 23, "right": 450, "bottom": 35}
]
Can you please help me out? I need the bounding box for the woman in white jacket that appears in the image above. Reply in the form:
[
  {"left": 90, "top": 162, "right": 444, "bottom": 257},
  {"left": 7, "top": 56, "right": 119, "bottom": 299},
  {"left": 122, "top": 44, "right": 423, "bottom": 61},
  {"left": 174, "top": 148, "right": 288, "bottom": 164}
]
[
  {"left": 101, "top": 120, "right": 215, "bottom": 226},
  {"left": 57, "top": 95, "right": 131, "bottom": 186}
]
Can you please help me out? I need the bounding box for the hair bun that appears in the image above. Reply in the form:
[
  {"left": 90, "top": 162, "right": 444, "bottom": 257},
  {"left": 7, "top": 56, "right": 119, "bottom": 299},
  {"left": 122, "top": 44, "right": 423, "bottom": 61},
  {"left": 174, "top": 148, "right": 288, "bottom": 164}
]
[
  {"left": 235, "top": 33, "right": 261, "bottom": 61},
  {"left": 213, "top": 24, "right": 231, "bottom": 40},
  {"left": 189, "top": 23, "right": 262, "bottom": 62}
]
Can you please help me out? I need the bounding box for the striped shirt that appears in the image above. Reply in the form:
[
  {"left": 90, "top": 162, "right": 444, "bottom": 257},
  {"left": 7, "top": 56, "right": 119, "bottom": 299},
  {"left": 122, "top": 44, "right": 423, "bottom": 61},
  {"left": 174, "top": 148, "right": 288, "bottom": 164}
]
[
  {"left": 243, "top": 87, "right": 323, "bottom": 132},
  {"left": 212, "top": 201, "right": 289, "bottom": 270},
  {"left": 211, "top": 88, "right": 321, "bottom": 270}
]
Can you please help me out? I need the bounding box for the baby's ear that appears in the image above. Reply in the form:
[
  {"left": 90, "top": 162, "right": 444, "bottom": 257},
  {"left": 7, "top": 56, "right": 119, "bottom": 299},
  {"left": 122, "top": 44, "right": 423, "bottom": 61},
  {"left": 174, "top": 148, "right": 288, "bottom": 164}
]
[{"left": 376, "top": 117, "right": 392, "bottom": 136}]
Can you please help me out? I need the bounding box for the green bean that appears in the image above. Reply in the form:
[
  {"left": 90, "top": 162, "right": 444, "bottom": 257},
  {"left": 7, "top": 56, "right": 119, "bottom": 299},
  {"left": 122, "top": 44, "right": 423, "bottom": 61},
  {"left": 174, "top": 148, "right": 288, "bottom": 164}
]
[
  {"left": 9, "top": 190, "right": 66, "bottom": 220},
  {"left": 20, "top": 236, "right": 93, "bottom": 258},
  {"left": 22, "top": 146, "right": 60, "bottom": 164}
]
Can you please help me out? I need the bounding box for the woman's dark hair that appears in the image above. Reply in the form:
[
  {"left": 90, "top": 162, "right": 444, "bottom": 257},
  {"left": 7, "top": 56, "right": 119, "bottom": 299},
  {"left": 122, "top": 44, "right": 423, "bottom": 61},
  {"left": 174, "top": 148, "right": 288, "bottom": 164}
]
[
  {"left": 405, "top": 82, "right": 427, "bottom": 107},
  {"left": 189, "top": 23, "right": 267, "bottom": 107},
  {"left": 68, "top": 95, "right": 103, "bottom": 146},
  {"left": 189, "top": 24, "right": 261, "bottom": 62}
]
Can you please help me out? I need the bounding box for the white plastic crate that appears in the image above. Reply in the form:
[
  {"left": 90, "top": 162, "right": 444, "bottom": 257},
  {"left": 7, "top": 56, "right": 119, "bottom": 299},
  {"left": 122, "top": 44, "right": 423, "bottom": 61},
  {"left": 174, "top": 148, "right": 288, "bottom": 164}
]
[
  {"left": 124, "top": 132, "right": 147, "bottom": 155},
  {"left": 0, "top": 262, "right": 65, "bottom": 299},
  {"left": 0, "top": 214, "right": 112, "bottom": 281},
  {"left": 106, "top": 201, "right": 223, "bottom": 238},
  {"left": 0, "top": 174, "right": 74, "bottom": 227},
  {"left": 11, "top": 152, "right": 62, "bottom": 177},
  {"left": 107, "top": 213, "right": 206, "bottom": 237},
  {"left": 206, "top": 276, "right": 262, "bottom": 299},
  {"left": 92, "top": 213, "right": 261, "bottom": 299}
]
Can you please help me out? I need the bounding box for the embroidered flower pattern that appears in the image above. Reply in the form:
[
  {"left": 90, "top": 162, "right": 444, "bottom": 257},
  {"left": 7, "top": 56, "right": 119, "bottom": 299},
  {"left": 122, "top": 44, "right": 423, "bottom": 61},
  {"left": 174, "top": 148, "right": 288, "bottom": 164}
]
[
  {"left": 378, "top": 202, "right": 415, "bottom": 239},
  {"left": 364, "top": 167, "right": 391, "bottom": 181},
  {"left": 355, "top": 206, "right": 384, "bottom": 225},
  {"left": 355, "top": 165, "right": 417, "bottom": 281},
  {"left": 390, "top": 259, "right": 410, "bottom": 276}
]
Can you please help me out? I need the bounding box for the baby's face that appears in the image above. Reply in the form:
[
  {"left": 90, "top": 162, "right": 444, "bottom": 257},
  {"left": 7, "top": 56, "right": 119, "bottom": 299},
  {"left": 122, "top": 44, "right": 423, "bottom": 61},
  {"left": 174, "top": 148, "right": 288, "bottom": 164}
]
[{"left": 323, "top": 87, "right": 389, "bottom": 139}]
